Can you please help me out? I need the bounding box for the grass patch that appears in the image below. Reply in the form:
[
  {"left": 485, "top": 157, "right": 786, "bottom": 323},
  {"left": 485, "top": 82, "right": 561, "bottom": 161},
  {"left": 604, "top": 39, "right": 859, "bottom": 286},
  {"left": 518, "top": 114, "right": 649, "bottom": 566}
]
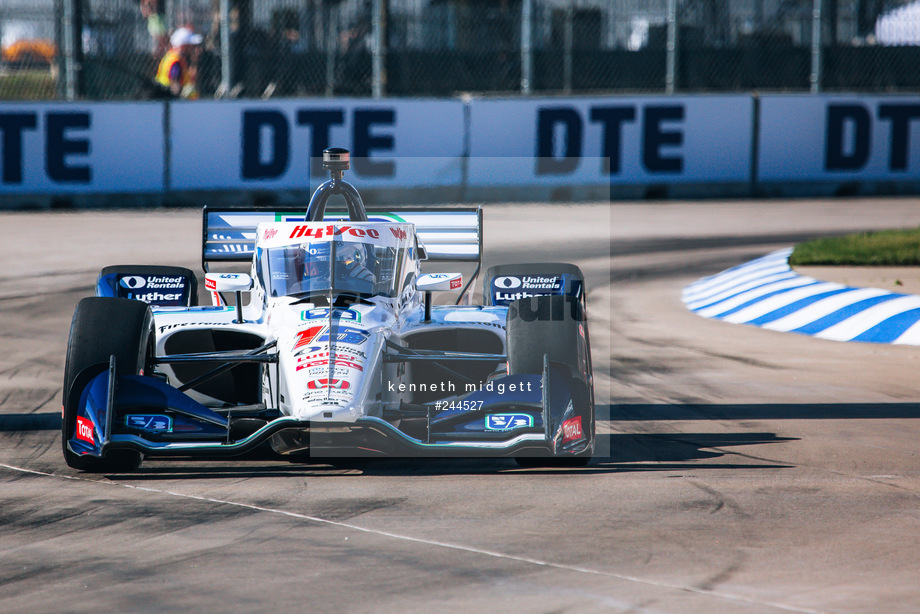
[{"left": 790, "top": 228, "right": 920, "bottom": 266}]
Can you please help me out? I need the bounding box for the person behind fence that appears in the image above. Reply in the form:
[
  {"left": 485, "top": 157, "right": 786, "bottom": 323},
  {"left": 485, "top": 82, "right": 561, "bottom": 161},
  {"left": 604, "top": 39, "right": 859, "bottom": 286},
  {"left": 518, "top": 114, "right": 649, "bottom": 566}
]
[
  {"left": 139, "top": 0, "right": 168, "bottom": 56},
  {"left": 156, "top": 27, "right": 203, "bottom": 99}
]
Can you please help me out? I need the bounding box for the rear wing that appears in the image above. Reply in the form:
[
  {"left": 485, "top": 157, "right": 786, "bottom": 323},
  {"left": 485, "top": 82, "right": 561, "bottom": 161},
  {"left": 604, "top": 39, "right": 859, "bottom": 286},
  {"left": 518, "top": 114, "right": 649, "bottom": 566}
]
[{"left": 202, "top": 206, "right": 483, "bottom": 299}]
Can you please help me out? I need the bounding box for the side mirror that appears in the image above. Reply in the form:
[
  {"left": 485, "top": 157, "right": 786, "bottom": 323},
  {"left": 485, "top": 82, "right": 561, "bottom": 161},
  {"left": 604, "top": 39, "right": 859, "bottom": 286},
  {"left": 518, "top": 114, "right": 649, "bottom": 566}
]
[
  {"left": 205, "top": 273, "right": 252, "bottom": 323},
  {"left": 417, "top": 273, "right": 462, "bottom": 322},
  {"left": 417, "top": 273, "right": 462, "bottom": 292},
  {"left": 205, "top": 273, "right": 252, "bottom": 292}
]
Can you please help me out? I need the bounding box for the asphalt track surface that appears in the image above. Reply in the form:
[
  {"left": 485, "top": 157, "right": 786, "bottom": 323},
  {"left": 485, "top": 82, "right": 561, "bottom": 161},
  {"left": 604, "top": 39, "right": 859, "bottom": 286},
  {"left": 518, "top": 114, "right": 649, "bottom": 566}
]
[{"left": 3, "top": 199, "right": 920, "bottom": 613}]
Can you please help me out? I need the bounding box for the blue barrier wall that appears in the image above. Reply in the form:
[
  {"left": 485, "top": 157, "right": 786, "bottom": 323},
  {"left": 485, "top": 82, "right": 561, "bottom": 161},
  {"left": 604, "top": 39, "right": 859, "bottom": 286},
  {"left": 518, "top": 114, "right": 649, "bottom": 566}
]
[{"left": 1, "top": 94, "right": 919, "bottom": 203}]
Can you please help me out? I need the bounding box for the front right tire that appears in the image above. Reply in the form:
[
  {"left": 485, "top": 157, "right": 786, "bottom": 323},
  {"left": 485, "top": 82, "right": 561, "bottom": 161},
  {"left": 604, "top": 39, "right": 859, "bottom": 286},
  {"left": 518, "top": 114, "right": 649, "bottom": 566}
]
[{"left": 506, "top": 294, "right": 594, "bottom": 467}]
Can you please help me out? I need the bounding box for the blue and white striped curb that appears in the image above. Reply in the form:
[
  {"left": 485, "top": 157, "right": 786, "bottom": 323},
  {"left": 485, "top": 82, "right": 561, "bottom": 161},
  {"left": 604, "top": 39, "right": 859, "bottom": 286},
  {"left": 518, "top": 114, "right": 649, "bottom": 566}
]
[{"left": 682, "top": 248, "right": 920, "bottom": 345}]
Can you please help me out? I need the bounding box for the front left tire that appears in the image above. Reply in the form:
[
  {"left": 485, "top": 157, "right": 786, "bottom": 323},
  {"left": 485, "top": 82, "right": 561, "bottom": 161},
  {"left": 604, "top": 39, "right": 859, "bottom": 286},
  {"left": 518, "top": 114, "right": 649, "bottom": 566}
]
[{"left": 62, "top": 297, "right": 154, "bottom": 472}]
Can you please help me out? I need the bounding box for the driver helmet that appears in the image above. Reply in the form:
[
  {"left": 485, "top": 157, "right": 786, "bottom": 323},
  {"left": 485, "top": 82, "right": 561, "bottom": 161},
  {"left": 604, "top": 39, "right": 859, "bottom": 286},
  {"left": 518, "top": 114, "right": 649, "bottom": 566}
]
[{"left": 336, "top": 243, "right": 366, "bottom": 273}]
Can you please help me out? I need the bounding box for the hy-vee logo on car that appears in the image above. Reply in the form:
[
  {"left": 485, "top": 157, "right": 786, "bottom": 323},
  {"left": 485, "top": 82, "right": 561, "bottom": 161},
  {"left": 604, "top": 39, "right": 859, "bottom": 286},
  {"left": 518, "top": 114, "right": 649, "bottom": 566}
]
[{"left": 289, "top": 225, "right": 381, "bottom": 240}]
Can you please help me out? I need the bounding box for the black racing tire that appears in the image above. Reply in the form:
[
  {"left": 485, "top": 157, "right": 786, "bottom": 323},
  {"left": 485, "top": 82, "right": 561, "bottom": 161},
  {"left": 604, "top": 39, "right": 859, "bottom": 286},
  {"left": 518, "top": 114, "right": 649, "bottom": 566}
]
[
  {"left": 99, "top": 265, "right": 199, "bottom": 306},
  {"left": 506, "top": 294, "right": 584, "bottom": 376},
  {"left": 507, "top": 294, "right": 593, "bottom": 468},
  {"left": 483, "top": 262, "right": 584, "bottom": 307},
  {"left": 62, "top": 297, "right": 154, "bottom": 472}
]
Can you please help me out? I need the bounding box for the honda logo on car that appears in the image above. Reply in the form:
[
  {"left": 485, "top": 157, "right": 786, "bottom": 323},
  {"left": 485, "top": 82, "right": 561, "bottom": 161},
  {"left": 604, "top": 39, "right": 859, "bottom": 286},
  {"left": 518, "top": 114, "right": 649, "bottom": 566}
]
[
  {"left": 75, "top": 415, "right": 94, "bottom": 444},
  {"left": 308, "top": 379, "right": 350, "bottom": 390},
  {"left": 289, "top": 225, "right": 380, "bottom": 239},
  {"left": 562, "top": 416, "right": 584, "bottom": 443}
]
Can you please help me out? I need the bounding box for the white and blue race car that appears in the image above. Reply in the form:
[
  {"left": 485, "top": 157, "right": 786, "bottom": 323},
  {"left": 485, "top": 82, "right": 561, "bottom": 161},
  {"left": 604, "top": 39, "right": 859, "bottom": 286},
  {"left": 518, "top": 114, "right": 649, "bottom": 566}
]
[{"left": 62, "top": 149, "right": 594, "bottom": 471}]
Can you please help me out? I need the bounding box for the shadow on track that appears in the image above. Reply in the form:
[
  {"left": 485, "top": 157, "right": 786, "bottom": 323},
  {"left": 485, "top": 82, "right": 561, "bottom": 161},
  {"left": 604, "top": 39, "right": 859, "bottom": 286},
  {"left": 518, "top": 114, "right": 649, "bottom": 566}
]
[
  {"left": 103, "top": 430, "right": 794, "bottom": 480},
  {"left": 0, "top": 413, "right": 60, "bottom": 431},
  {"left": 25, "top": 401, "right": 920, "bottom": 479},
  {"left": 608, "top": 402, "right": 920, "bottom": 421}
]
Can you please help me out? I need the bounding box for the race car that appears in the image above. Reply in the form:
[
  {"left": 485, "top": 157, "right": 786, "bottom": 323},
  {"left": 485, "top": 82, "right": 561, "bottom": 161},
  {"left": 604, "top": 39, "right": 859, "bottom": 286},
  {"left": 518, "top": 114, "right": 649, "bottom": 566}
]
[{"left": 62, "top": 148, "right": 594, "bottom": 471}]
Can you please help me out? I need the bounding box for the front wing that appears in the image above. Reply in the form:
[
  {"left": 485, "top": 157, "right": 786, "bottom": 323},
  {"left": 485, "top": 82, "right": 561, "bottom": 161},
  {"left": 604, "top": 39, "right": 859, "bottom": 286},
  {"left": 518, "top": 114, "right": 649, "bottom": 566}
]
[{"left": 65, "top": 356, "right": 593, "bottom": 460}]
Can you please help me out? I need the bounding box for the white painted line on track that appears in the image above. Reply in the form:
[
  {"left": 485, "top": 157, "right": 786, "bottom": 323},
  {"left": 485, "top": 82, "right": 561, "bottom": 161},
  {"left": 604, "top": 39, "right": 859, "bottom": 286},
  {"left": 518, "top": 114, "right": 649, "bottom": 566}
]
[{"left": 0, "top": 462, "right": 824, "bottom": 614}]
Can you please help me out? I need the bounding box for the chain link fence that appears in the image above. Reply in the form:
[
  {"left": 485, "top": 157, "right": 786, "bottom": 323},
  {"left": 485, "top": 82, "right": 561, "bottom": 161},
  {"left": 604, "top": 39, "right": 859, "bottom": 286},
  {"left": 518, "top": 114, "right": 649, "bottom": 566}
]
[{"left": 2, "top": 0, "right": 920, "bottom": 101}]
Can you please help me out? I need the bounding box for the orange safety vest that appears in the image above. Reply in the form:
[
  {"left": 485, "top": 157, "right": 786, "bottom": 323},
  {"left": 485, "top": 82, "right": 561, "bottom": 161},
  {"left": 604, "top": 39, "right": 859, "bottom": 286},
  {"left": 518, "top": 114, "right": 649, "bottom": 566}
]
[{"left": 155, "top": 49, "right": 190, "bottom": 90}]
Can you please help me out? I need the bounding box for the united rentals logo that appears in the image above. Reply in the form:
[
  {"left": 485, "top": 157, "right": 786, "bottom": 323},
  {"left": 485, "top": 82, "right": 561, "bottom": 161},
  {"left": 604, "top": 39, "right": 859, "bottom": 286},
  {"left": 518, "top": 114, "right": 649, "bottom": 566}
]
[
  {"left": 491, "top": 275, "right": 564, "bottom": 304},
  {"left": 119, "top": 275, "right": 185, "bottom": 290}
]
